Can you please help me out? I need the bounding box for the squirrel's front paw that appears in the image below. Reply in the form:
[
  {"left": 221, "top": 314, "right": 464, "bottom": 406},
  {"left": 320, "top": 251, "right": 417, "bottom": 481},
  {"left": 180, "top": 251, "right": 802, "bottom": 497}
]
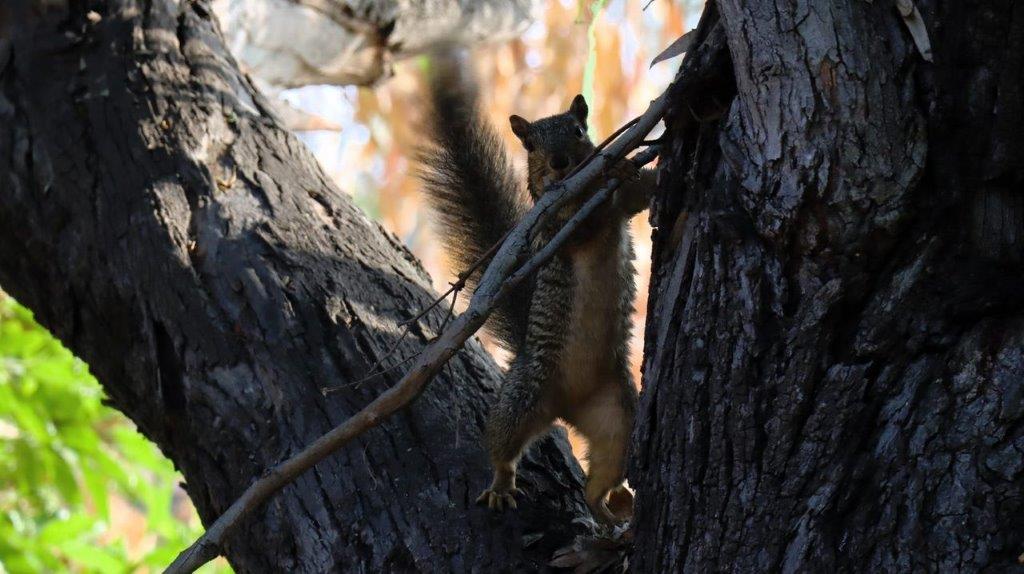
[
  {"left": 612, "top": 159, "right": 641, "bottom": 181},
  {"left": 476, "top": 487, "right": 523, "bottom": 511}
]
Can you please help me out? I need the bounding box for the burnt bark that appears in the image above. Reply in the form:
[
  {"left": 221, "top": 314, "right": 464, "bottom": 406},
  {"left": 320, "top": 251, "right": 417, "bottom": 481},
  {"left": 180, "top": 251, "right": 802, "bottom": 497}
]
[
  {"left": 633, "top": 1, "right": 1024, "bottom": 572},
  {"left": 0, "top": 1, "right": 587, "bottom": 571}
]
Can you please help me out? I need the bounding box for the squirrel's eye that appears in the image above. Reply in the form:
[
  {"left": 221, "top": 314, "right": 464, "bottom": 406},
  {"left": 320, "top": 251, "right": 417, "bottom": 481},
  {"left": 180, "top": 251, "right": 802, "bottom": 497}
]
[{"left": 575, "top": 126, "right": 586, "bottom": 139}]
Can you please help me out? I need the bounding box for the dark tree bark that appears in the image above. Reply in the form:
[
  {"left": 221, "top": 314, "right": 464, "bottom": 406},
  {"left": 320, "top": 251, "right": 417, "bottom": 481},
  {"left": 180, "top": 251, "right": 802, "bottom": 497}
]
[
  {"left": 633, "top": 2, "right": 1024, "bottom": 572},
  {"left": 0, "top": 1, "right": 588, "bottom": 571}
]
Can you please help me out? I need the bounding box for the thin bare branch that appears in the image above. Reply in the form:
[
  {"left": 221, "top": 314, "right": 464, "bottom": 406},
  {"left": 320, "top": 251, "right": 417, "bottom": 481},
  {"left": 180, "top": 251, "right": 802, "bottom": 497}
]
[
  {"left": 165, "top": 88, "right": 670, "bottom": 574},
  {"left": 321, "top": 228, "right": 507, "bottom": 395}
]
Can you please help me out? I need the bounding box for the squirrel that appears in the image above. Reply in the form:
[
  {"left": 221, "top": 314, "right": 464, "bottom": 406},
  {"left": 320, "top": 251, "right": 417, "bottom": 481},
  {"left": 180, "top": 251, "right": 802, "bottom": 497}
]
[{"left": 417, "top": 54, "right": 654, "bottom": 525}]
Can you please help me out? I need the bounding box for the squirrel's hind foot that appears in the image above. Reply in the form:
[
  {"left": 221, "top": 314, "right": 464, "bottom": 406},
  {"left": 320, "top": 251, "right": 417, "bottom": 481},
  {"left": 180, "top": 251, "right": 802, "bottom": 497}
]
[{"left": 476, "top": 486, "right": 524, "bottom": 511}]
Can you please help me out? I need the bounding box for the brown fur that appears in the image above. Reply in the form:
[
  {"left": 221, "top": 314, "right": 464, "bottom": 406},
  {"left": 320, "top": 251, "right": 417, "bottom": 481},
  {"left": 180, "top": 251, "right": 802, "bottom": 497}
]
[
  {"left": 418, "top": 64, "right": 654, "bottom": 524},
  {"left": 477, "top": 99, "right": 654, "bottom": 524}
]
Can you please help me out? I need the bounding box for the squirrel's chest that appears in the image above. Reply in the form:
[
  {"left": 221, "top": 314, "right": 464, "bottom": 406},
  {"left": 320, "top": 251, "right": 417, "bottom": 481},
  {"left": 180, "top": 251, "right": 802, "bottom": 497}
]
[{"left": 559, "top": 229, "right": 634, "bottom": 392}]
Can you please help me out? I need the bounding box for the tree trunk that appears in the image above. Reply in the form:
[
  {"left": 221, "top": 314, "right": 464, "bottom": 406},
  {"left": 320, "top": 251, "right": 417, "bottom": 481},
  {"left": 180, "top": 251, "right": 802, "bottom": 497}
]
[
  {"left": 633, "top": 1, "right": 1024, "bottom": 572},
  {"left": 0, "top": 1, "right": 587, "bottom": 571}
]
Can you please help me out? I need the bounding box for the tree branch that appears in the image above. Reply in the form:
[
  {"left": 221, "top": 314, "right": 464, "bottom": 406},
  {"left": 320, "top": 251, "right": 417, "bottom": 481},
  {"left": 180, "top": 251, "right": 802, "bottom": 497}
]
[
  {"left": 166, "top": 88, "right": 669, "bottom": 573},
  {"left": 214, "top": 0, "right": 537, "bottom": 87}
]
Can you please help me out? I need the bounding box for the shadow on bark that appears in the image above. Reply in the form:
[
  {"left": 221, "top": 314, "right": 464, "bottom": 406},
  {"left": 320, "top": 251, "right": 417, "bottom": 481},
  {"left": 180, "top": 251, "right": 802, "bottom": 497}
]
[{"left": 0, "top": 1, "right": 589, "bottom": 571}]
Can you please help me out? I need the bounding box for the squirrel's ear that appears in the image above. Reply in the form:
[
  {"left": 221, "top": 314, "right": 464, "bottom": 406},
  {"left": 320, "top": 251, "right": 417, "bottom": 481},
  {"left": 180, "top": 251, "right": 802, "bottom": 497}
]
[
  {"left": 569, "top": 94, "right": 589, "bottom": 125},
  {"left": 509, "top": 115, "right": 532, "bottom": 143}
]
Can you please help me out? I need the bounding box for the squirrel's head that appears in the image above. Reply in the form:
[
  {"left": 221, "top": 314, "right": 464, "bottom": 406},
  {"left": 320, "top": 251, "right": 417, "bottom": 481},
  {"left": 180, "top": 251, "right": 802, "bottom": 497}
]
[{"left": 510, "top": 94, "right": 596, "bottom": 200}]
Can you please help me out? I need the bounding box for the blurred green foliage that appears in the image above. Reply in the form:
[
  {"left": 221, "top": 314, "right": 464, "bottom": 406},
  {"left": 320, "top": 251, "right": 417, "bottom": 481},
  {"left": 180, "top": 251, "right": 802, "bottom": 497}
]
[
  {"left": 0, "top": 297, "right": 227, "bottom": 573},
  {"left": 580, "top": 0, "right": 609, "bottom": 139}
]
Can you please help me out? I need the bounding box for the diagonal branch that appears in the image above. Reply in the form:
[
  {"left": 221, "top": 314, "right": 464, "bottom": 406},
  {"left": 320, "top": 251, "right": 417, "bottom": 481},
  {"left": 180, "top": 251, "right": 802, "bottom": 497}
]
[{"left": 166, "top": 88, "right": 670, "bottom": 574}]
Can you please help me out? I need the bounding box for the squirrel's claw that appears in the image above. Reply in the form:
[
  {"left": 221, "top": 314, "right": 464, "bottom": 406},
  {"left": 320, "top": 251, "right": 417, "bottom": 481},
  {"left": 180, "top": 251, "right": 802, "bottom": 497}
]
[{"left": 476, "top": 487, "right": 523, "bottom": 511}]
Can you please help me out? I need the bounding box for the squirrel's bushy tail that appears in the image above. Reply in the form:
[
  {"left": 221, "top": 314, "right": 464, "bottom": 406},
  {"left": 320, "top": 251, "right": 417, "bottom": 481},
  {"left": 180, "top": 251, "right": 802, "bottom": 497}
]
[{"left": 416, "top": 51, "right": 530, "bottom": 352}]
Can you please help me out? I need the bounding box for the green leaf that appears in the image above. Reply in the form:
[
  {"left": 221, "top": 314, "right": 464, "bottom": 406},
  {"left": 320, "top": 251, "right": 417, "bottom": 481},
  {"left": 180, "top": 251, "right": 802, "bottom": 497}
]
[
  {"left": 93, "top": 448, "right": 130, "bottom": 487},
  {"left": 0, "top": 552, "right": 49, "bottom": 574},
  {"left": 112, "top": 426, "right": 169, "bottom": 471},
  {"left": 580, "top": 0, "right": 609, "bottom": 139},
  {"left": 0, "top": 296, "right": 226, "bottom": 572},
  {"left": 57, "top": 540, "right": 125, "bottom": 573},
  {"left": 52, "top": 448, "right": 82, "bottom": 505},
  {"left": 4, "top": 393, "right": 50, "bottom": 443},
  {"left": 38, "top": 512, "right": 96, "bottom": 545},
  {"left": 82, "top": 467, "right": 111, "bottom": 520}
]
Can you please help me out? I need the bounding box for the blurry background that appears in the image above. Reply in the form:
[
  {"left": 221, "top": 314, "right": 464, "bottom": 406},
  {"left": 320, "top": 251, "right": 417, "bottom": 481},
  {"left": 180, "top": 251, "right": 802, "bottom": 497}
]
[{"left": 0, "top": 1, "right": 698, "bottom": 571}]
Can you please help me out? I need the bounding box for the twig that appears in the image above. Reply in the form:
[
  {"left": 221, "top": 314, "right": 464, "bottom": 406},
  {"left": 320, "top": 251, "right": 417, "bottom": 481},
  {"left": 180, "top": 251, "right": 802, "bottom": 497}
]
[
  {"left": 397, "top": 228, "right": 511, "bottom": 328},
  {"left": 321, "top": 229, "right": 503, "bottom": 395},
  {"left": 165, "top": 89, "right": 669, "bottom": 574},
  {"left": 322, "top": 346, "right": 421, "bottom": 392},
  {"left": 324, "top": 291, "right": 460, "bottom": 394},
  {"left": 439, "top": 289, "right": 459, "bottom": 331}
]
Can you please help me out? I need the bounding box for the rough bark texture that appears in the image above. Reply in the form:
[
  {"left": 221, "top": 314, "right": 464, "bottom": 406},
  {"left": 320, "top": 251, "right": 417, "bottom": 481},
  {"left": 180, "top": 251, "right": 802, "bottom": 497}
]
[
  {"left": 633, "top": 2, "right": 1024, "bottom": 572},
  {"left": 0, "top": 1, "right": 588, "bottom": 571}
]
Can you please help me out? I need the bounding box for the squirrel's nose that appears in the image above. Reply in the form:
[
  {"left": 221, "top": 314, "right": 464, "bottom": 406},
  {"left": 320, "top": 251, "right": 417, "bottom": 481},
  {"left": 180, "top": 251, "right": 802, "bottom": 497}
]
[{"left": 549, "top": 153, "right": 569, "bottom": 170}]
